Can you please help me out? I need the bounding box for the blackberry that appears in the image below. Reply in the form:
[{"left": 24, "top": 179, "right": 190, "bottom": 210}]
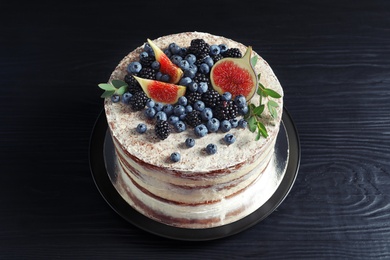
[
  {"left": 223, "top": 48, "right": 242, "bottom": 58},
  {"left": 155, "top": 120, "right": 170, "bottom": 140},
  {"left": 185, "top": 91, "right": 202, "bottom": 105},
  {"left": 214, "top": 100, "right": 238, "bottom": 121},
  {"left": 129, "top": 91, "right": 148, "bottom": 111},
  {"left": 201, "top": 89, "right": 221, "bottom": 108},
  {"left": 188, "top": 39, "right": 210, "bottom": 60},
  {"left": 139, "top": 67, "right": 156, "bottom": 80},
  {"left": 124, "top": 74, "right": 142, "bottom": 94},
  {"left": 193, "top": 73, "right": 210, "bottom": 84},
  {"left": 185, "top": 110, "right": 202, "bottom": 127},
  {"left": 140, "top": 55, "right": 155, "bottom": 67},
  {"left": 212, "top": 54, "right": 224, "bottom": 63}
]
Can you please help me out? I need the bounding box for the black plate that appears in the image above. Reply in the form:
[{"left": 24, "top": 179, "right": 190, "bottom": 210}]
[{"left": 89, "top": 107, "right": 300, "bottom": 241}]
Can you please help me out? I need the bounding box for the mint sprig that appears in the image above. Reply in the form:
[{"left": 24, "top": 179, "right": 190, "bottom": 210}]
[
  {"left": 98, "top": 79, "right": 128, "bottom": 98},
  {"left": 246, "top": 56, "right": 282, "bottom": 141}
]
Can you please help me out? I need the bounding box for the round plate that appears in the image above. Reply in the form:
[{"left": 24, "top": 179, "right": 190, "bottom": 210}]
[{"left": 89, "top": 107, "right": 300, "bottom": 241}]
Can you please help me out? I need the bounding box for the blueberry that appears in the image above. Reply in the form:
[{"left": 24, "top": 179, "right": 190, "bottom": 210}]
[
  {"left": 162, "top": 104, "right": 174, "bottom": 116},
  {"left": 144, "top": 107, "right": 156, "bottom": 119},
  {"left": 144, "top": 43, "right": 153, "bottom": 55},
  {"left": 238, "top": 119, "right": 248, "bottom": 129},
  {"left": 185, "top": 54, "right": 196, "bottom": 65},
  {"left": 169, "top": 43, "right": 181, "bottom": 55},
  {"left": 140, "top": 51, "right": 148, "bottom": 59},
  {"left": 171, "top": 55, "right": 182, "bottom": 65},
  {"left": 193, "top": 101, "right": 205, "bottom": 111},
  {"left": 179, "top": 114, "right": 186, "bottom": 120},
  {"left": 151, "top": 61, "right": 160, "bottom": 70},
  {"left": 155, "top": 71, "right": 163, "bottom": 81},
  {"left": 146, "top": 99, "right": 155, "bottom": 108},
  {"left": 136, "top": 123, "right": 147, "bottom": 134},
  {"left": 209, "top": 45, "right": 220, "bottom": 56},
  {"left": 179, "top": 77, "right": 192, "bottom": 86},
  {"left": 188, "top": 64, "right": 198, "bottom": 74},
  {"left": 174, "top": 121, "right": 186, "bottom": 133},
  {"left": 221, "top": 92, "right": 232, "bottom": 101},
  {"left": 185, "top": 105, "right": 193, "bottom": 113},
  {"left": 154, "top": 102, "right": 164, "bottom": 112},
  {"left": 199, "top": 63, "right": 210, "bottom": 74},
  {"left": 168, "top": 115, "right": 179, "bottom": 125},
  {"left": 206, "top": 144, "right": 217, "bottom": 155},
  {"left": 127, "top": 61, "right": 142, "bottom": 74},
  {"left": 201, "top": 107, "right": 213, "bottom": 121},
  {"left": 170, "top": 152, "right": 181, "bottom": 163},
  {"left": 178, "top": 47, "right": 187, "bottom": 57},
  {"left": 164, "top": 49, "right": 172, "bottom": 58},
  {"left": 219, "top": 44, "right": 228, "bottom": 53},
  {"left": 174, "top": 105, "right": 186, "bottom": 116},
  {"left": 238, "top": 104, "right": 249, "bottom": 115},
  {"left": 184, "top": 69, "right": 196, "bottom": 79},
  {"left": 161, "top": 74, "right": 171, "bottom": 82},
  {"left": 230, "top": 118, "right": 239, "bottom": 128},
  {"left": 197, "top": 82, "right": 208, "bottom": 94},
  {"left": 178, "top": 96, "right": 188, "bottom": 106},
  {"left": 194, "top": 124, "right": 208, "bottom": 137},
  {"left": 203, "top": 56, "right": 214, "bottom": 67},
  {"left": 111, "top": 94, "right": 120, "bottom": 103},
  {"left": 234, "top": 95, "right": 247, "bottom": 108},
  {"left": 155, "top": 111, "right": 167, "bottom": 122},
  {"left": 185, "top": 138, "right": 195, "bottom": 148},
  {"left": 206, "top": 118, "right": 220, "bottom": 132},
  {"left": 179, "top": 60, "right": 190, "bottom": 71},
  {"left": 188, "top": 82, "right": 198, "bottom": 92},
  {"left": 122, "top": 92, "right": 132, "bottom": 104},
  {"left": 220, "top": 120, "right": 232, "bottom": 132},
  {"left": 224, "top": 134, "right": 236, "bottom": 145}
]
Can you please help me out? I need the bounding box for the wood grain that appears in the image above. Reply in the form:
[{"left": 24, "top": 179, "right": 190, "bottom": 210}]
[{"left": 1, "top": 0, "right": 390, "bottom": 259}]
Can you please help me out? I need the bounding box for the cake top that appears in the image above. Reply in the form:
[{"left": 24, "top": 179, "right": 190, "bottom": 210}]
[{"left": 102, "top": 32, "right": 283, "bottom": 173}]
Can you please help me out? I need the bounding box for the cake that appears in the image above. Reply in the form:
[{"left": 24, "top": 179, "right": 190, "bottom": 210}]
[{"left": 102, "top": 32, "right": 284, "bottom": 229}]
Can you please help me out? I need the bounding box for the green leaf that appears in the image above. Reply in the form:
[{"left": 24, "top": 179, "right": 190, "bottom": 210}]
[
  {"left": 257, "top": 122, "right": 268, "bottom": 138},
  {"left": 253, "top": 105, "right": 265, "bottom": 116},
  {"left": 263, "top": 88, "right": 282, "bottom": 98},
  {"left": 101, "top": 90, "right": 115, "bottom": 98},
  {"left": 251, "top": 56, "right": 258, "bottom": 67},
  {"left": 116, "top": 85, "right": 128, "bottom": 95},
  {"left": 255, "top": 130, "right": 262, "bottom": 141},
  {"left": 98, "top": 83, "right": 116, "bottom": 91},
  {"left": 267, "top": 102, "right": 278, "bottom": 119},
  {"left": 248, "top": 116, "right": 257, "bottom": 132},
  {"left": 268, "top": 100, "right": 279, "bottom": 107},
  {"left": 111, "top": 79, "right": 127, "bottom": 89}
]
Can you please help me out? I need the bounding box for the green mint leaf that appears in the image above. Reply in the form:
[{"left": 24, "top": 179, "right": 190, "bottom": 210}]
[
  {"left": 268, "top": 102, "right": 278, "bottom": 119},
  {"left": 253, "top": 105, "right": 265, "bottom": 116},
  {"left": 268, "top": 100, "right": 279, "bottom": 107},
  {"left": 111, "top": 79, "right": 128, "bottom": 89},
  {"left": 263, "top": 88, "right": 282, "bottom": 98},
  {"left": 255, "top": 130, "right": 262, "bottom": 141},
  {"left": 116, "top": 85, "right": 128, "bottom": 95},
  {"left": 101, "top": 90, "right": 115, "bottom": 98},
  {"left": 257, "top": 122, "right": 268, "bottom": 138},
  {"left": 98, "top": 83, "right": 116, "bottom": 91},
  {"left": 248, "top": 116, "right": 257, "bottom": 132},
  {"left": 251, "top": 56, "right": 258, "bottom": 67}
]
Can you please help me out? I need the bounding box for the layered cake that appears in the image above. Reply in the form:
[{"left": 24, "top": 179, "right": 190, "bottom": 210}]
[{"left": 102, "top": 32, "right": 284, "bottom": 229}]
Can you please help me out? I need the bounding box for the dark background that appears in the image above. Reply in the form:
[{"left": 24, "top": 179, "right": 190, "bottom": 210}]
[{"left": 2, "top": 0, "right": 390, "bottom": 259}]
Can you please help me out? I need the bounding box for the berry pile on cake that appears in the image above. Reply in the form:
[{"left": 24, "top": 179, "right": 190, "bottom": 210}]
[{"left": 101, "top": 32, "right": 284, "bottom": 228}]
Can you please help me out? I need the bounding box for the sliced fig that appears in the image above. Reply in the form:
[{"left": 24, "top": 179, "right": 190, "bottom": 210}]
[
  {"left": 133, "top": 76, "right": 186, "bottom": 104},
  {"left": 210, "top": 46, "right": 258, "bottom": 100},
  {"left": 147, "top": 39, "right": 183, "bottom": 84}
]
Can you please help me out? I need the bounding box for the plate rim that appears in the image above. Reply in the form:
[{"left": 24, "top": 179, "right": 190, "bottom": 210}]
[{"left": 89, "top": 107, "right": 300, "bottom": 241}]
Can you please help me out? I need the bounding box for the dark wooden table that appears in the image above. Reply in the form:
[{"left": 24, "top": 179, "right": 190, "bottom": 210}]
[{"left": 2, "top": 0, "right": 390, "bottom": 258}]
